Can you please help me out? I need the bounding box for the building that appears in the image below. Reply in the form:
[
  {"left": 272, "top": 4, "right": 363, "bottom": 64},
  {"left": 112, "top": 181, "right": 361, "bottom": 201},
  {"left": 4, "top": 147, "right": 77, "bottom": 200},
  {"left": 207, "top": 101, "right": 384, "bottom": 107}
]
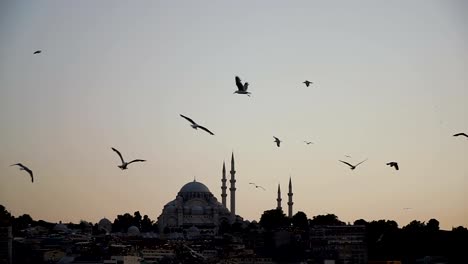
[
  {"left": 0, "top": 226, "right": 12, "bottom": 264},
  {"left": 309, "top": 225, "right": 367, "bottom": 264},
  {"left": 157, "top": 153, "right": 242, "bottom": 235}
]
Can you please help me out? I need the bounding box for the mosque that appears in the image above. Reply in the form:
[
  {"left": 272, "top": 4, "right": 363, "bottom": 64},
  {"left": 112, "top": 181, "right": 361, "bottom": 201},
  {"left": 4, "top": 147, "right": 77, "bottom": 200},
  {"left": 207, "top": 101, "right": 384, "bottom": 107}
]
[{"left": 156, "top": 153, "right": 294, "bottom": 236}]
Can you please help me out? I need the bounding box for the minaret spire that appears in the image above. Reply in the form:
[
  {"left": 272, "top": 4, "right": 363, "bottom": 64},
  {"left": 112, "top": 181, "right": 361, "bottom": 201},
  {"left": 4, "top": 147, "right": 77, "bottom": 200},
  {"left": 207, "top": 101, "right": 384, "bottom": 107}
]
[
  {"left": 221, "top": 161, "right": 227, "bottom": 208},
  {"left": 276, "top": 184, "right": 282, "bottom": 211},
  {"left": 230, "top": 152, "right": 236, "bottom": 216},
  {"left": 288, "top": 177, "right": 293, "bottom": 218}
]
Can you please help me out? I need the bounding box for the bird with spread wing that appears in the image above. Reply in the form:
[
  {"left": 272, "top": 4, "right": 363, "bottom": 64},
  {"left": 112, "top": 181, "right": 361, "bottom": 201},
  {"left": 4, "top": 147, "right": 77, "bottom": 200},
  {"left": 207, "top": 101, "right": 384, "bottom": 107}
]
[
  {"left": 234, "top": 76, "right": 251, "bottom": 96},
  {"left": 249, "top": 182, "right": 266, "bottom": 190},
  {"left": 111, "top": 148, "right": 146, "bottom": 170},
  {"left": 303, "top": 80, "right": 313, "bottom": 87},
  {"left": 273, "top": 136, "right": 282, "bottom": 147},
  {"left": 11, "top": 163, "right": 34, "bottom": 182},
  {"left": 386, "top": 162, "right": 399, "bottom": 170},
  {"left": 453, "top": 132, "right": 468, "bottom": 138},
  {"left": 339, "top": 159, "right": 368, "bottom": 170},
  {"left": 180, "top": 114, "right": 215, "bottom": 135}
]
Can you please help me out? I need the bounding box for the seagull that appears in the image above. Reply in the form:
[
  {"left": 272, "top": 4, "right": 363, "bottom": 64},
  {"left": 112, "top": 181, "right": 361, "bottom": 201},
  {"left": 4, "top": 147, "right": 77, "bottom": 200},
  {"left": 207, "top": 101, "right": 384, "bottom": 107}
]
[
  {"left": 111, "top": 148, "right": 146, "bottom": 170},
  {"left": 338, "top": 159, "right": 367, "bottom": 170},
  {"left": 273, "top": 136, "right": 281, "bottom": 147},
  {"left": 33, "top": 50, "right": 41, "bottom": 54},
  {"left": 11, "top": 163, "right": 34, "bottom": 182},
  {"left": 234, "top": 76, "right": 251, "bottom": 96},
  {"left": 180, "top": 114, "right": 215, "bottom": 135},
  {"left": 453, "top": 133, "right": 468, "bottom": 138},
  {"left": 303, "top": 80, "right": 313, "bottom": 87},
  {"left": 249, "top": 183, "right": 266, "bottom": 190},
  {"left": 304, "top": 141, "right": 314, "bottom": 145},
  {"left": 386, "top": 162, "right": 399, "bottom": 170}
]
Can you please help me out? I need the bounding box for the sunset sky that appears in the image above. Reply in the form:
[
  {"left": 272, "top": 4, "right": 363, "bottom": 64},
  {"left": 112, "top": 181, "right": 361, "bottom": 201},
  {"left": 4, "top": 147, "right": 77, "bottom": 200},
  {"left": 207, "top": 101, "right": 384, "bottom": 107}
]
[{"left": 1, "top": 1, "right": 467, "bottom": 230}]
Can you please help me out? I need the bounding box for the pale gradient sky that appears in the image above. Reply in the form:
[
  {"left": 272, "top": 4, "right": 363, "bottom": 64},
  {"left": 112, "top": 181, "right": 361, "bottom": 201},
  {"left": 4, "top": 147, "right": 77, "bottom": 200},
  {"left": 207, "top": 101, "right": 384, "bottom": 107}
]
[{"left": 1, "top": 1, "right": 467, "bottom": 230}]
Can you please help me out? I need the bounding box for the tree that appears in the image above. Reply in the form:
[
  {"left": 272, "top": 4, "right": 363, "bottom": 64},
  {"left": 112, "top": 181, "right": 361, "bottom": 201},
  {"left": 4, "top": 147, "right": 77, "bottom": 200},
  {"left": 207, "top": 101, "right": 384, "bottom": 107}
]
[
  {"left": 112, "top": 213, "right": 134, "bottom": 232},
  {"left": 0, "top": 205, "right": 12, "bottom": 226},
  {"left": 133, "top": 211, "right": 142, "bottom": 229},
  {"left": 309, "top": 214, "right": 345, "bottom": 226},
  {"left": 259, "top": 209, "right": 289, "bottom": 230},
  {"left": 403, "top": 220, "right": 426, "bottom": 232},
  {"left": 452, "top": 226, "right": 468, "bottom": 232},
  {"left": 354, "top": 219, "right": 368, "bottom": 226},
  {"left": 14, "top": 214, "right": 34, "bottom": 229},
  {"left": 291, "top": 211, "right": 308, "bottom": 231},
  {"left": 141, "top": 215, "right": 154, "bottom": 232},
  {"left": 426, "top": 218, "right": 440, "bottom": 231}
]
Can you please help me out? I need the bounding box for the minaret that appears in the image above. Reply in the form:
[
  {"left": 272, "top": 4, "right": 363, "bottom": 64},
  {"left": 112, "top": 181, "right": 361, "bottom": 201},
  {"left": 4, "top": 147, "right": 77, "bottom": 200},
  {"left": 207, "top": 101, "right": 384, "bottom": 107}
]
[
  {"left": 229, "top": 152, "right": 236, "bottom": 216},
  {"left": 276, "top": 184, "right": 282, "bottom": 211},
  {"left": 288, "top": 177, "right": 293, "bottom": 218},
  {"left": 221, "top": 161, "right": 227, "bottom": 208}
]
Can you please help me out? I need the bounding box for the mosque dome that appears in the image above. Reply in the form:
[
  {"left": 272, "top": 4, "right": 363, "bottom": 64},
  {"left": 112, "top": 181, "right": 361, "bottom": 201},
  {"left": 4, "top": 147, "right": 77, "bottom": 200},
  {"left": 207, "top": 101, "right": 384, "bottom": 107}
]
[
  {"left": 179, "top": 181, "right": 211, "bottom": 193},
  {"left": 98, "top": 218, "right": 112, "bottom": 233},
  {"left": 127, "top": 226, "right": 140, "bottom": 235}
]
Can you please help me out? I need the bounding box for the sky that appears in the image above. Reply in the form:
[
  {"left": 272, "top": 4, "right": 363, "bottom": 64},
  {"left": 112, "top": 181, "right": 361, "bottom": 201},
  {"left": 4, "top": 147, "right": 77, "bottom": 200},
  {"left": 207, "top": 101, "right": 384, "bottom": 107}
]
[{"left": 0, "top": 0, "right": 467, "bottom": 230}]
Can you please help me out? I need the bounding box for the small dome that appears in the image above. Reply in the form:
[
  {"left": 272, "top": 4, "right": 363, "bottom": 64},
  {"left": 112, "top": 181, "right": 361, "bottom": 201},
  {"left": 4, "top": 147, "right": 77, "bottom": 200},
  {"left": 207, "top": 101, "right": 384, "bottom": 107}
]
[
  {"left": 127, "top": 226, "right": 140, "bottom": 235},
  {"left": 98, "top": 218, "right": 112, "bottom": 226},
  {"left": 98, "top": 218, "right": 112, "bottom": 233},
  {"left": 179, "top": 181, "right": 210, "bottom": 193}
]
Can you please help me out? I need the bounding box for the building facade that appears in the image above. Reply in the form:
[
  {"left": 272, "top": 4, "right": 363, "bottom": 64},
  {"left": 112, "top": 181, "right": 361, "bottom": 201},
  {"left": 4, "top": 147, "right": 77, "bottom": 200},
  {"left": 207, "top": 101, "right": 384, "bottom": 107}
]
[{"left": 157, "top": 153, "right": 242, "bottom": 235}]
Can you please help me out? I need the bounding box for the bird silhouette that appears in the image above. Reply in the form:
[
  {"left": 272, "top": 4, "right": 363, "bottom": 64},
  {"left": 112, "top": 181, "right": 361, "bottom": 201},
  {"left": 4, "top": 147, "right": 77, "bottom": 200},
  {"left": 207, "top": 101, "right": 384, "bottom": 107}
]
[
  {"left": 304, "top": 141, "right": 314, "bottom": 145},
  {"left": 386, "top": 162, "right": 399, "bottom": 170},
  {"left": 11, "top": 163, "right": 34, "bottom": 182},
  {"left": 273, "top": 136, "right": 281, "bottom": 147},
  {"left": 234, "top": 76, "right": 251, "bottom": 96},
  {"left": 339, "top": 159, "right": 367, "bottom": 170},
  {"left": 180, "top": 114, "right": 215, "bottom": 135},
  {"left": 33, "top": 50, "right": 42, "bottom": 54},
  {"left": 111, "top": 148, "right": 146, "bottom": 170},
  {"left": 453, "top": 132, "right": 468, "bottom": 138},
  {"left": 249, "top": 182, "right": 266, "bottom": 190},
  {"left": 303, "top": 80, "right": 313, "bottom": 87}
]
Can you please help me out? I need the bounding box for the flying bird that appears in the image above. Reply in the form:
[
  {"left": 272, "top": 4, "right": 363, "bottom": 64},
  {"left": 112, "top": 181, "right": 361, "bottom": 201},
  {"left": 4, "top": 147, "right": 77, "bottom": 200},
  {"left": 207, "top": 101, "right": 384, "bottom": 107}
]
[
  {"left": 339, "top": 159, "right": 368, "bottom": 170},
  {"left": 344, "top": 155, "right": 352, "bottom": 158},
  {"left": 303, "top": 80, "right": 313, "bottom": 87},
  {"left": 33, "top": 50, "right": 41, "bottom": 54},
  {"left": 234, "top": 76, "right": 251, "bottom": 96},
  {"left": 249, "top": 183, "right": 266, "bottom": 190},
  {"left": 273, "top": 136, "right": 281, "bottom": 147},
  {"left": 180, "top": 114, "right": 215, "bottom": 135},
  {"left": 304, "top": 141, "right": 314, "bottom": 145},
  {"left": 111, "top": 148, "right": 146, "bottom": 170},
  {"left": 11, "top": 163, "right": 34, "bottom": 182},
  {"left": 386, "top": 162, "right": 399, "bottom": 170},
  {"left": 453, "top": 133, "right": 468, "bottom": 138}
]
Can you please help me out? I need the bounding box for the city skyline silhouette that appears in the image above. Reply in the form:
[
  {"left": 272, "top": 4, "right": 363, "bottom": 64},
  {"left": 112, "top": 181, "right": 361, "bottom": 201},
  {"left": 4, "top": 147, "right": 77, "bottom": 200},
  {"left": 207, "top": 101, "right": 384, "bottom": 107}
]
[{"left": 1, "top": 1, "right": 467, "bottom": 231}]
